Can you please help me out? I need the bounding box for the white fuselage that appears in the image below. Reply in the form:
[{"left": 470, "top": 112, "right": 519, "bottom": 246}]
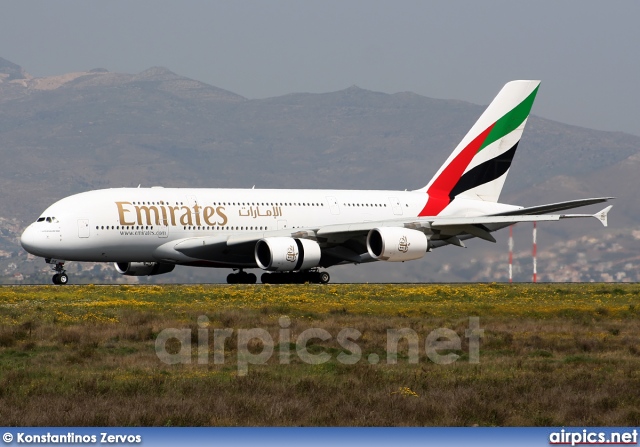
[{"left": 20, "top": 187, "right": 513, "bottom": 267}]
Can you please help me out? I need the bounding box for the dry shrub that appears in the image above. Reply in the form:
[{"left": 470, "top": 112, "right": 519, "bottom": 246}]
[
  {"left": 626, "top": 410, "right": 640, "bottom": 425},
  {"left": 20, "top": 341, "right": 37, "bottom": 351},
  {"left": 58, "top": 328, "right": 82, "bottom": 345},
  {"left": 0, "top": 331, "right": 16, "bottom": 347},
  {"left": 119, "top": 310, "right": 155, "bottom": 326},
  {"left": 484, "top": 330, "right": 514, "bottom": 350},
  {"left": 121, "top": 326, "right": 155, "bottom": 342}
]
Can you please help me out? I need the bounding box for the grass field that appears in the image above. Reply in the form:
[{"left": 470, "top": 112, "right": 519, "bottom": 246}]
[{"left": 1, "top": 283, "right": 639, "bottom": 426}]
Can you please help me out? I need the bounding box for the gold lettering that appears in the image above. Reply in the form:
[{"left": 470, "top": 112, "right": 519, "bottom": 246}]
[
  {"left": 179, "top": 206, "right": 193, "bottom": 226},
  {"left": 135, "top": 206, "right": 160, "bottom": 226},
  {"left": 203, "top": 206, "right": 216, "bottom": 226},
  {"left": 216, "top": 206, "right": 228, "bottom": 226},
  {"left": 116, "top": 202, "right": 136, "bottom": 226}
]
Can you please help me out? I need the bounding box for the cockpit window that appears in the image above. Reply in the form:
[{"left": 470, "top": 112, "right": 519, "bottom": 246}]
[{"left": 37, "top": 216, "right": 58, "bottom": 223}]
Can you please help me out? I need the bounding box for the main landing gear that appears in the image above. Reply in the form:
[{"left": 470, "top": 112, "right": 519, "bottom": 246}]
[
  {"left": 226, "top": 269, "right": 257, "bottom": 284},
  {"left": 261, "top": 269, "right": 330, "bottom": 284},
  {"left": 46, "top": 259, "right": 69, "bottom": 285},
  {"left": 226, "top": 269, "right": 331, "bottom": 284}
]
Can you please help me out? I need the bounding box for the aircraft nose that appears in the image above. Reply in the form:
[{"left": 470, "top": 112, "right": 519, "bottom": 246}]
[{"left": 20, "top": 225, "right": 41, "bottom": 255}]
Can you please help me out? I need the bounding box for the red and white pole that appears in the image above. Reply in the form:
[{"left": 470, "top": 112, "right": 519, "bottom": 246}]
[
  {"left": 508, "top": 225, "right": 514, "bottom": 283},
  {"left": 532, "top": 221, "right": 537, "bottom": 283}
]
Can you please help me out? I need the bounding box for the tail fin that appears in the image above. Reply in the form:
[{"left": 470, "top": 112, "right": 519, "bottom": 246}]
[{"left": 417, "top": 80, "right": 540, "bottom": 216}]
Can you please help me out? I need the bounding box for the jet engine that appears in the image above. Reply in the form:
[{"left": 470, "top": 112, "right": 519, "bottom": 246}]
[
  {"left": 255, "top": 237, "right": 321, "bottom": 271},
  {"left": 114, "top": 262, "right": 176, "bottom": 276},
  {"left": 366, "top": 227, "right": 429, "bottom": 262}
]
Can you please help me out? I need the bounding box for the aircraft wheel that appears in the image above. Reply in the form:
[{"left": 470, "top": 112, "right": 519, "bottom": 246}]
[
  {"left": 319, "top": 272, "right": 330, "bottom": 284},
  {"left": 58, "top": 273, "right": 69, "bottom": 285},
  {"left": 261, "top": 273, "right": 271, "bottom": 284},
  {"left": 247, "top": 273, "right": 257, "bottom": 284},
  {"left": 52, "top": 274, "right": 60, "bottom": 285},
  {"left": 226, "top": 273, "right": 237, "bottom": 284}
]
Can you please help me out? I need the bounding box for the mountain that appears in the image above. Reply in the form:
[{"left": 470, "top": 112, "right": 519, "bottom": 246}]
[
  {"left": 0, "top": 57, "right": 28, "bottom": 81},
  {"left": 0, "top": 58, "right": 637, "bottom": 283}
]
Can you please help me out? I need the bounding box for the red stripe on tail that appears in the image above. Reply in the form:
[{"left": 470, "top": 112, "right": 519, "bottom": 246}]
[{"left": 418, "top": 123, "right": 495, "bottom": 216}]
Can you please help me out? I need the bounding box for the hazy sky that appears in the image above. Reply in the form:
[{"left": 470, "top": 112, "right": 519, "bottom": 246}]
[{"left": 2, "top": 1, "right": 639, "bottom": 135}]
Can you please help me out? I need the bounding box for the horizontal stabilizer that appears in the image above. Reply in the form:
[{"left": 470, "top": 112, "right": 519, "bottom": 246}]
[{"left": 558, "top": 205, "right": 612, "bottom": 227}]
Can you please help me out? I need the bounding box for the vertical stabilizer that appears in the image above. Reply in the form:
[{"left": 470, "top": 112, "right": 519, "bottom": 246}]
[{"left": 417, "top": 80, "right": 540, "bottom": 216}]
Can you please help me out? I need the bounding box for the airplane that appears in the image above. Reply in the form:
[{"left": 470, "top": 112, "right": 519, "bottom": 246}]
[{"left": 20, "top": 80, "right": 613, "bottom": 285}]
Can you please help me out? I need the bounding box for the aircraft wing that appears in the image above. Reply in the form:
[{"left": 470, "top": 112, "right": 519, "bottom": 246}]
[
  {"left": 490, "top": 197, "right": 614, "bottom": 216},
  {"left": 168, "top": 201, "right": 612, "bottom": 265},
  {"left": 314, "top": 205, "right": 611, "bottom": 251}
]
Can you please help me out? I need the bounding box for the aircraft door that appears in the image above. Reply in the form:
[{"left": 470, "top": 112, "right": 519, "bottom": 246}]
[
  {"left": 77, "top": 219, "right": 90, "bottom": 238},
  {"left": 187, "top": 195, "right": 199, "bottom": 210},
  {"left": 186, "top": 194, "right": 200, "bottom": 223},
  {"left": 326, "top": 196, "right": 340, "bottom": 215},
  {"left": 157, "top": 218, "right": 169, "bottom": 238},
  {"left": 389, "top": 197, "right": 403, "bottom": 215}
]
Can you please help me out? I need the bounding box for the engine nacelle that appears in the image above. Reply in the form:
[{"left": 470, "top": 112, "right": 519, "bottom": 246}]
[
  {"left": 255, "top": 237, "right": 322, "bottom": 271},
  {"left": 367, "top": 227, "right": 429, "bottom": 262},
  {"left": 114, "top": 262, "right": 175, "bottom": 276}
]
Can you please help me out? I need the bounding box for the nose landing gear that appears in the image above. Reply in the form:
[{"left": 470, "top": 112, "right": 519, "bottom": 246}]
[
  {"left": 46, "top": 259, "right": 69, "bottom": 285},
  {"left": 52, "top": 273, "right": 69, "bottom": 285}
]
